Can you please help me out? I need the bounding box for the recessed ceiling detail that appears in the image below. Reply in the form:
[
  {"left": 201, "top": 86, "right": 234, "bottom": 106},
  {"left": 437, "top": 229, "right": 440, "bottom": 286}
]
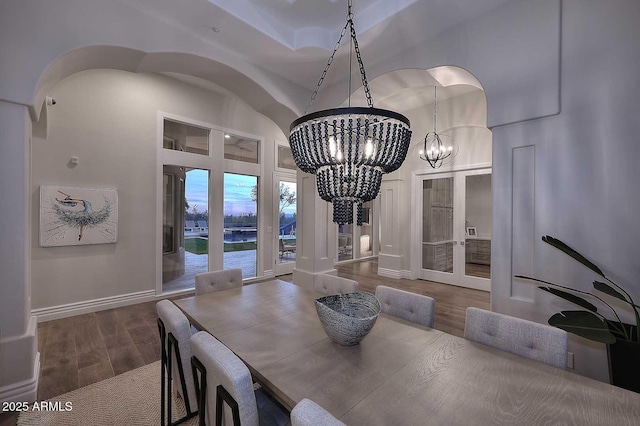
[{"left": 207, "top": 0, "right": 419, "bottom": 51}]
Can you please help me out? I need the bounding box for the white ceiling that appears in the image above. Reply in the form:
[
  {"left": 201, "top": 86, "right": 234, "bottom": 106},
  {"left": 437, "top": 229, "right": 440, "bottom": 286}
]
[{"left": 122, "top": 0, "right": 512, "bottom": 92}]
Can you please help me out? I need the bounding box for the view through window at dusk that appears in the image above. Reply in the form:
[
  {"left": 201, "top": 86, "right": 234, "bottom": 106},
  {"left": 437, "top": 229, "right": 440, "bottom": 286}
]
[
  {"left": 278, "top": 181, "right": 297, "bottom": 264},
  {"left": 224, "top": 173, "right": 258, "bottom": 278}
]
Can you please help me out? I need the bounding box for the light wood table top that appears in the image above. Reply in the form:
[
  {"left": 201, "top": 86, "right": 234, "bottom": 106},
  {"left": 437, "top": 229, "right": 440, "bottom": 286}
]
[{"left": 174, "top": 280, "right": 640, "bottom": 425}]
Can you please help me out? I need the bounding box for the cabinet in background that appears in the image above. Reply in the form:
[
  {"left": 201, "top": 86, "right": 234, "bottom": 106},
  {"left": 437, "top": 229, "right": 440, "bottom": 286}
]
[{"left": 465, "top": 239, "right": 491, "bottom": 265}]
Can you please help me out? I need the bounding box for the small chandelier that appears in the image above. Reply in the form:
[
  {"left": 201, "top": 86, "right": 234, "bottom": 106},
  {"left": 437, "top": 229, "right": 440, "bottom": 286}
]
[
  {"left": 289, "top": 0, "right": 412, "bottom": 226},
  {"left": 419, "top": 86, "right": 455, "bottom": 168}
]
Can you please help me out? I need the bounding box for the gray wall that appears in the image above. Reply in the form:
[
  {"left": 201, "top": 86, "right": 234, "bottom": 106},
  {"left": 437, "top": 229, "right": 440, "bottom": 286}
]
[
  {"left": 364, "top": 0, "right": 640, "bottom": 381},
  {"left": 31, "top": 69, "right": 285, "bottom": 309},
  {"left": 491, "top": 0, "right": 640, "bottom": 381}
]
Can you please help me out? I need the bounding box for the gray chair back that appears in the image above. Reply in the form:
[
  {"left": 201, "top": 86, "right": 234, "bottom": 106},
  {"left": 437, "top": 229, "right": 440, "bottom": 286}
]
[
  {"left": 191, "top": 331, "right": 289, "bottom": 426},
  {"left": 190, "top": 331, "right": 259, "bottom": 426},
  {"left": 291, "top": 398, "right": 345, "bottom": 426},
  {"left": 464, "top": 307, "right": 568, "bottom": 369},
  {"left": 156, "top": 300, "right": 198, "bottom": 412},
  {"left": 375, "top": 285, "right": 436, "bottom": 328},
  {"left": 195, "top": 268, "right": 243, "bottom": 296},
  {"left": 313, "top": 274, "right": 358, "bottom": 295}
]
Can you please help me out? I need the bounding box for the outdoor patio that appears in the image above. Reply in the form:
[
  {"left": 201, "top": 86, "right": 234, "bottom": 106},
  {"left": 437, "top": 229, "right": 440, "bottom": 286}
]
[{"left": 162, "top": 249, "right": 259, "bottom": 293}]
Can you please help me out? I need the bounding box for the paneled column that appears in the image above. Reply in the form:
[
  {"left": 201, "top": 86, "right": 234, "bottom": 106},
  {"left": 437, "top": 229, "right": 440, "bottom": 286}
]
[
  {"left": 378, "top": 179, "right": 403, "bottom": 279},
  {"left": 0, "top": 101, "right": 39, "bottom": 403},
  {"left": 292, "top": 171, "right": 336, "bottom": 291}
]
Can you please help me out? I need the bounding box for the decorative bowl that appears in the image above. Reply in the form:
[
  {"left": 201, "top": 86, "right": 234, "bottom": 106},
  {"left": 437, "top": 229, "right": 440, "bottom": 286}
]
[{"left": 314, "top": 292, "right": 381, "bottom": 346}]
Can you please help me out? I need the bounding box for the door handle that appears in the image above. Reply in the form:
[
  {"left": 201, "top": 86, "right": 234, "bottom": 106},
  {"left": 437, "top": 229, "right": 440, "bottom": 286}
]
[{"left": 460, "top": 241, "right": 465, "bottom": 246}]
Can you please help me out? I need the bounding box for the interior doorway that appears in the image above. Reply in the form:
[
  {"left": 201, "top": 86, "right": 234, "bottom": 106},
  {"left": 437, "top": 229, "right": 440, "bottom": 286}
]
[{"left": 417, "top": 168, "right": 491, "bottom": 291}]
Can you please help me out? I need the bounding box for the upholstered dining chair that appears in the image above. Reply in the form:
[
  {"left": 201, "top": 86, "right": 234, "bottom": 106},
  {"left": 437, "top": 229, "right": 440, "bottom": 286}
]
[
  {"left": 464, "top": 307, "right": 568, "bottom": 369},
  {"left": 195, "top": 268, "right": 243, "bottom": 296},
  {"left": 156, "top": 300, "right": 198, "bottom": 425},
  {"left": 313, "top": 274, "right": 358, "bottom": 295},
  {"left": 291, "top": 399, "right": 345, "bottom": 426},
  {"left": 190, "top": 331, "right": 289, "bottom": 426},
  {"left": 374, "top": 285, "right": 436, "bottom": 328}
]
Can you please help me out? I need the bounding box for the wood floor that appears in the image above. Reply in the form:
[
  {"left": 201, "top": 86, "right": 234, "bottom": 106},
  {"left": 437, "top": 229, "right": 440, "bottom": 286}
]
[
  {"left": 0, "top": 259, "right": 489, "bottom": 425},
  {"left": 334, "top": 259, "right": 490, "bottom": 337}
]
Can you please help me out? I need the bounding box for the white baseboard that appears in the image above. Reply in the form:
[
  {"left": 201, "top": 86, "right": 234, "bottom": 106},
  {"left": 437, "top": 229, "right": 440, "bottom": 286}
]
[
  {"left": 0, "top": 352, "right": 39, "bottom": 404},
  {"left": 262, "top": 269, "right": 274, "bottom": 279},
  {"left": 378, "top": 267, "right": 402, "bottom": 279},
  {"left": 401, "top": 270, "right": 414, "bottom": 280},
  {"left": 31, "top": 290, "right": 157, "bottom": 322}
]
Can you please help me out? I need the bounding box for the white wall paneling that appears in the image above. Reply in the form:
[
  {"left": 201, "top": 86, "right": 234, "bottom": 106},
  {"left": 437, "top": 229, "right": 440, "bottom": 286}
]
[
  {"left": 293, "top": 172, "right": 336, "bottom": 290},
  {"left": 0, "top": 101, "right": 38, "bottom": 404},
  {"left": 511, "top": 145, "right": 536, "bottom": 301}
]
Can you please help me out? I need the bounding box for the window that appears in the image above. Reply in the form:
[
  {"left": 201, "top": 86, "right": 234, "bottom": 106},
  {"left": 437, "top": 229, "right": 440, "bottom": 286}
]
[
  {"left": 224, "top": 133, "right": 259, "bottom": 164},
  {"left": 277, "top": 145, "right": 296, "bottom": 170},
  {"left": 163, "top": 119, "right": 210, "bottom": 155}
]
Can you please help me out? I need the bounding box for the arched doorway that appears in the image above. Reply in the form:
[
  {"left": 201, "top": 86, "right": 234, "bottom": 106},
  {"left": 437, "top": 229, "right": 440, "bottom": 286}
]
[{"left": 349, "top": 66, "right": 492, "bottom": 290}]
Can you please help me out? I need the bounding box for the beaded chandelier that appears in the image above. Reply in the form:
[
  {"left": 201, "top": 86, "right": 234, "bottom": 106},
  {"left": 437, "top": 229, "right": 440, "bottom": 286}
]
[{"left": 289, "top": 0, "right": 412, "bottom": 225}]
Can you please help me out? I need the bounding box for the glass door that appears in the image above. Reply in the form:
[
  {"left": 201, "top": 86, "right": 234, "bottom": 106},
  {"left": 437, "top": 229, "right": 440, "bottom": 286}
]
[
  {"left": 162, "top": 167, "right": 210, "bottom": 293},
  {"left": 421, "top": 175, "right": 455, "bottom": 283},
  {"left": 223, "top": 173, "right": 258, "bottom": 279},
  {"left": 274, "top": 175, "right": 297, "bottom": 276},
  {"left": 419, "top": 169, "right": 491, "bottom": 291},
  {"left": 463, "top": 172, "right": 492, "bottom": 283}
]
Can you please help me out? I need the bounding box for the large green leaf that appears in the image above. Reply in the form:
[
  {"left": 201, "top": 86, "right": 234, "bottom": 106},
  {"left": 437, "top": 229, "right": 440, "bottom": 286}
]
[
  {"left": 593, "top": 281, "right": 628, "bottom": 303},
  {"left": 542, "top": 236, "right": 604, "bottom": 278},
  {"left": 539, "top": 286, "right": 598, "bottom": 312},
  {"left": 548, "top": 311, "right": 616, "bottom": 344}
]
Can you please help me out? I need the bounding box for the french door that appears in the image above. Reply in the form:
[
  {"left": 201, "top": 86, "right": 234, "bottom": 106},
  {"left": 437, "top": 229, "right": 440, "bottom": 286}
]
[
  {"left": 273, "top": 172, "right": 297, "bottom": 276},
  {"left": 418, "top": 168, "right": 491, "bottom": 291}
]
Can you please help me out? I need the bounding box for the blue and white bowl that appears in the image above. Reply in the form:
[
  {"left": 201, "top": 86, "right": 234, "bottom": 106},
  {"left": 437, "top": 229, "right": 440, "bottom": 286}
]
[{"left": 314, "top": 292, "right": 381, "bottom": 346}]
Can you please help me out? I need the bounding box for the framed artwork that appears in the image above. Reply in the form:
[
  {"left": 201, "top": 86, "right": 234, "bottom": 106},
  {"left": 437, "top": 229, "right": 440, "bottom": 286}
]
[
  {"left": 40, "top": 185, "right": 118, "bottom": 247},
  {"left": 466, "top": 226, "right": 477, "bottom": 238}
]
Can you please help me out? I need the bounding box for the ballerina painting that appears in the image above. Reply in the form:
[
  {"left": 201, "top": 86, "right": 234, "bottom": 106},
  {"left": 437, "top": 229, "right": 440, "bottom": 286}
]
[{"left": 40, "top": 185, "right": 118, "bottom": 246}]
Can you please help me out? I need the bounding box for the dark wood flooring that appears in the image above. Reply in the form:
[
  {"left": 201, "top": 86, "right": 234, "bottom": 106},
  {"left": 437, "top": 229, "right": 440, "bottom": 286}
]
[
  {"left": 334, "top": 259, "right": 490, "bottom": 337},
  {"left": 0, "top": 259, "right": 489, "bottom": 426}
]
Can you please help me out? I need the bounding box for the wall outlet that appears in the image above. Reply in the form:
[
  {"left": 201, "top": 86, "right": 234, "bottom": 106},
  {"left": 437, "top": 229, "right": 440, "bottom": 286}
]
[{"left": 567, "top": 352, "right": 574, "bottom": 369}]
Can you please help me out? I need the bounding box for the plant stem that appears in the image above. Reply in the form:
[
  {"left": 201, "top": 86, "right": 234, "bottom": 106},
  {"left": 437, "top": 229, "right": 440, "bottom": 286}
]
[{"left": 604, "top": 277, "right": 640, "bottom": 342}]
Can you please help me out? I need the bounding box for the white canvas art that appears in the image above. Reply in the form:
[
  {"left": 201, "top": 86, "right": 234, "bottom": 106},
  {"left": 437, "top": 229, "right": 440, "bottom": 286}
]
[{"left": 40, "top": 185, "right": 118, "bottom": 246}]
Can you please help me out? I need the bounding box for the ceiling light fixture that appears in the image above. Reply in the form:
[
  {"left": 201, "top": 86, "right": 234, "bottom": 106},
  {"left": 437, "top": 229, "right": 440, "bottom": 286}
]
[
  {"left": 419, "top": 86, "right": 456, "bottom": 168},
  {"left": 289, "top": 0, "right": 412, "bottom": 225}
]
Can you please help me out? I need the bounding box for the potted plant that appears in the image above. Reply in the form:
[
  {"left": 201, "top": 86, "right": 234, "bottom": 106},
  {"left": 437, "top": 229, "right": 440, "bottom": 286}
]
[{"left": 516, "top": 235, "right": 640, "bottom": 393}]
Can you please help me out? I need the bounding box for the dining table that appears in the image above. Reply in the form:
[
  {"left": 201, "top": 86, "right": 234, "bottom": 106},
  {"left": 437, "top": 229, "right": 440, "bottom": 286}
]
[{"left": 174, "top": 279, "right": 640, "bottom": 425}]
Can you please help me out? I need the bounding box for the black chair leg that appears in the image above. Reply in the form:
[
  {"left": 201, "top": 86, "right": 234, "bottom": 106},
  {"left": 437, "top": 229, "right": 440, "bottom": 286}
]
[
  {"left": 191, "top": 356, "right": 208, "bottom": 426},
  {"left": 158, "top": 319, "right": 167, "bottom": 426},
  {"left": 191, "top": 356, "right": 241, "bottom": 426},
  {"left": 215, "top": 385, "right": 241, "bottom": 426}
]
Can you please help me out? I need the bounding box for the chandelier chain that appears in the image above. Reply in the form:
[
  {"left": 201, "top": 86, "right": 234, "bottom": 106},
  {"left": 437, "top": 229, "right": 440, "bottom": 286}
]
[
  {"left": 348, "top": 15, "right": 373, "bottom": 108},
  {"left": 433, "top": 86, "right": 437, "bottom": 132},
  {"left": 304, "top": 20, "right": 350, "bottom": 114},
  {"left": 304, "top": 0, "right": 374, "bottom": 114}
]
